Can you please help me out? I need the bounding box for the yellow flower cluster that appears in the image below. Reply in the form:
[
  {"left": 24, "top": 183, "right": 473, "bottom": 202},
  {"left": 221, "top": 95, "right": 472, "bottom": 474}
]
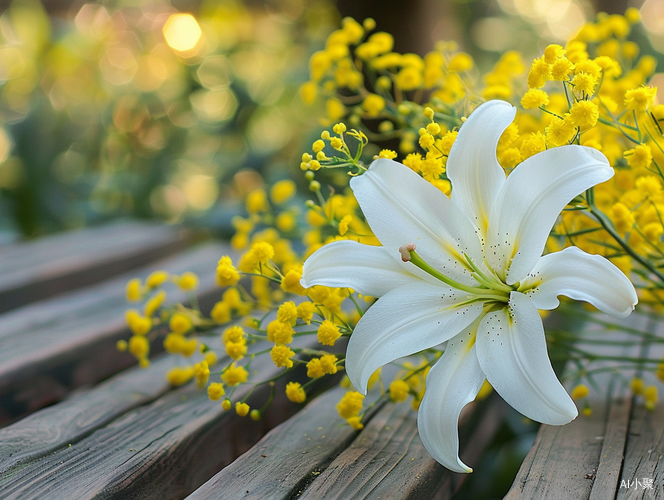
[
  {"left": 306, "top": 354, "right": 339, "bottom": 378},
  {"left": 193, "top": 360, "right": 210, "bottom": 387},
  {"left": 125, "top": 271, "right": 199, "bottom": 303},
  {"left": 221, "top": 363, "right": 249, "bottom": 387},
  {"left": 386, "top": 361, "right": 431, "bottom": 410},
  {"left": 285, "top": 381, "right": 307, "bottom": 403},
  {"left": 267, "top": 318, "right": 294, "bottom": 345},
  {"left": 222, "top": 325, "right": 248, "bottom": 360},
  {"left": 481, "top": 51, "right": 526, "bottom": 101},
  {"left": 317, "top": 320, "right": 341, "bottom": 346},
  {"left": 164, "top": 348, "right": 217, "bottom": 386},
  {"left": 216, "top": 256, "right": 239, "bottom": 287},
  {"left": 207, "top": 382, "right": 225, "bottom": 401},
  {"left": 121, "top": 269, "right": 208, "bottom": 368},
  {"left": 164, "top": 332, "right": 198, "bottom": 357},
  {"left": 301, "top": 18, "right": 479, "bottom": 155},
  {"left": 388, "top": 379, "right": 410, "bottom": 403},
  {"left": 300, "top": 124, "right": 368, "bottom": 176},
  {"left": 271, "top": 345, "right": 295, "bottom": 368},
  {"left": 235, "top": 402, "right": 250, "bottom": 417},
  {"left": 529, "top": 21, "right": 662, "bottom": 307},
  {"left": 211, "top": 287, "right": 252, "bottom": 324},
  {"left": 336, "top": 391, "right": 365, "bottom": 429},
  {"left": 571, "top": 384, "right": 590, "bottom": 400},
  {"left": 120, "top": 10, "right": 664, "bottom": 422},
  {"left": 631, "top": 377, "right": 659, "bottom": 411},
  {"left": 166, "top": 366, "right": 195, "bottom": 386},
  {"left": 400, "top": 107, "right": 458, "bottom": 193}
]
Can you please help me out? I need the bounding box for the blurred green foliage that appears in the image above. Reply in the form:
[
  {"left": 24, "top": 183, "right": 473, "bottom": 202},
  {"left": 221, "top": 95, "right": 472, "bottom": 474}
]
[{"left": 0, "top": 0, "right": 338, "bottom": 239}]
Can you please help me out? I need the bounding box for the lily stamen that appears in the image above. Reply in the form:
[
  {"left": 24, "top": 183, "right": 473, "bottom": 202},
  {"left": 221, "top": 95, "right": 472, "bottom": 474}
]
[
  {"left": 462, "top": 253, "right": 514, "bottom": 294},
  {"left": 301, "top": 100, "right": 637, "bottom": 474},
  {"left": 405, "top": 247, "right": 510, "bottom": 301}
]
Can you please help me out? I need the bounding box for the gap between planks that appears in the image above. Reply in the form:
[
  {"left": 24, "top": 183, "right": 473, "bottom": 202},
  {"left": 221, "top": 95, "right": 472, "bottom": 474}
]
[
  {"left": 0, "top": 242, "right": 228, "bottom": 426},
  {"left": 0, "top": 221, "right": 190, "bottom": 312},
  {"left": 187, "top": 390, "right": 508, "bottom": 500},
  {"left": 0, "top": 342, "right": 309, "bottom": 500}
]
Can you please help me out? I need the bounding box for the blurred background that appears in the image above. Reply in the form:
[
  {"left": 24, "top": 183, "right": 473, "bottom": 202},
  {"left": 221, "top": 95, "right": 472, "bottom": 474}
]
[
  {"left": 0, "top": 0, "right": 660, "bottom": 244},
  {"left": 0, "top": 1, "right": 660, "bottom": 497}
]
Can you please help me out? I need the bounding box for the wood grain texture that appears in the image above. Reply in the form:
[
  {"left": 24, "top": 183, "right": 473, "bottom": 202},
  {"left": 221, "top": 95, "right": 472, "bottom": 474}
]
[
  {"left": 0, "top": 221, "right": 189, "bottom": 312},
  {"left": 504, "top": 401, "right": 608, "bottom": 500},
  {"left": 0, "top": 346, "right": 296, "bottom": 500},
  {"left": 615, "top": 318, "right": 664, "bottom": 499},
  {"left": 617, "top": 403, "right": 664, "bottom": 500},
  {"left": 0, "top": 243, "right": 227, "bottom": 424},
  {"left": 0, "top": 354, "right": 173, "bottom": 474},
  {"left": 293, "top": 400, "right": 438, "bottom": 500},
  {"left": 589, "top": 397, "right": 632, "bottom": 500},
  {"left": 296, "top": 395, "right": 507, "bottom": 500},
  {"left": 186, "top": 386, "right": 372, "bottom": 500},
  {"left": 506, "top": 314, "right": 664, "bottom": 500}
]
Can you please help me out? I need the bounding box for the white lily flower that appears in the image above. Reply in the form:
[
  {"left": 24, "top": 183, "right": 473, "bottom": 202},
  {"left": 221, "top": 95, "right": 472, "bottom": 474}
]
[{"left": 300, "top": 100, "right": 638, "bottom": 473}]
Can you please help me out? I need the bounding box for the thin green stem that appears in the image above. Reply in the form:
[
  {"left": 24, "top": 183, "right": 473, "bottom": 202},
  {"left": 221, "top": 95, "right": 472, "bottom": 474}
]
[
  {"left": 408, "top": 250, "right": 509, "bottom": 301},
  {"left": 588, "top": 199, "right": 664, "bottom": 285}
]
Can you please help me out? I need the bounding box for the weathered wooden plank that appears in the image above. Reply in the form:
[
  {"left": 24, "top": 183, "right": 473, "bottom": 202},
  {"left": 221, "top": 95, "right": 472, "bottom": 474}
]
[
  {"left": 506, "top": 313, "right": 663, "bottom": 500},
  {"left": 616, "top": 403, "right": 664, "bottom": 499},
  {"left": 296, "top": 401, "right": 439, "bottom": 500},
  {"left": 0, "top": 243, "right": 226, "bottom": 424},
  {"left": 186, "top": 386, "right": 380, "bottom": 500},
  {"left": 296, "top": 395, "right": 507, "bottom": 500},
  {"left": 0, "top": 354, "right": 173, "bottom": 474},
  {"left": 504, "top": 402, "right": 609, "bottom": 500},
  {"left": 187, "top": 365, "right": 506, "bottom": 500},
  {"left": 0, "top": 221, "right": 189, "bottom": 312},
  {"left": 588, "top": 397, "right": 632, "bottom": 500},
  {"left": 0, "top": 346, "right": 309, "bottom": 500}
]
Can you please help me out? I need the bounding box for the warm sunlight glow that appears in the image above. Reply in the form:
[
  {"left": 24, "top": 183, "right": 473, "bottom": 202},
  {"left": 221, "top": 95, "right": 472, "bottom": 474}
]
[{"left": 163, "top": 14, "right": 202, "bottom": 52}]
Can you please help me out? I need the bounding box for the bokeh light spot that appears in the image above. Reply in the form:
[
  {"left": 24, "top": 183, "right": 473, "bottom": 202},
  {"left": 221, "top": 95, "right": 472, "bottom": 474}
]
[
  {"left": 641, "top": 0, "right": 664, "bottom": 53},
  {"left": 183, "top": 174, "right": 219, "bottom": 210},
  {"left": 547, "top": 2, "right": 586, "bottom": 41},
  {"left": 471, "top": 17, "right": 515, "bottom": 52},
  {"left": 163, "top": 13, "right": 202, "bottom": 52},
  {"left": 189, "top": 88, "right": 238, "bottom": 123},
  {"left": 642, "top": 0, "right": 664, "bottom": 34},
  {"left": 197, "top": 56, "right": 231, "bottom": 90}
]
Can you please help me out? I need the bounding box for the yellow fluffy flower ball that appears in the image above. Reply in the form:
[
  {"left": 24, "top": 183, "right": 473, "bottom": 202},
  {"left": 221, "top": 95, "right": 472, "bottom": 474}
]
[{"left": 285, "top": 382, "right": 307, "bottom": 403}]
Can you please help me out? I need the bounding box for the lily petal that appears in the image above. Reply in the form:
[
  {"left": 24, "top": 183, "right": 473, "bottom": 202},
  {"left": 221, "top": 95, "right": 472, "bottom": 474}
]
[
  {"left": 521, "top": 246, "right": 638, "bottom": 318},
  {"left": 301, "top": 239, "right": 422, "bottom": 297},
  {"left": 350, "top": 158, "right": 482, "bottom": 286},
  {"left": 446, "top": 100, "right": 515, "bottom": 238},
  {"left": 417, "top": 329, "right": 485, "bottom": 473},
  {"left": 486, "top": 145, "right": 613, "bottom": 284},
  {"left": 476, "top": 291, "right": 578, "bottom": 425},
  {"left": 346, "top": 281, "right": 484, "bottom": 394}
]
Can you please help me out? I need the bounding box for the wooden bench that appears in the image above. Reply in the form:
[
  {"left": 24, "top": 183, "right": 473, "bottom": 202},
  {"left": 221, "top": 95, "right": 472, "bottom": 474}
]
[
  {"left": 506, "top": 315, "right": 664, "bottom": 500},
  {"left": 0, "top": 222, "right": 659, "bottom": 499}
]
